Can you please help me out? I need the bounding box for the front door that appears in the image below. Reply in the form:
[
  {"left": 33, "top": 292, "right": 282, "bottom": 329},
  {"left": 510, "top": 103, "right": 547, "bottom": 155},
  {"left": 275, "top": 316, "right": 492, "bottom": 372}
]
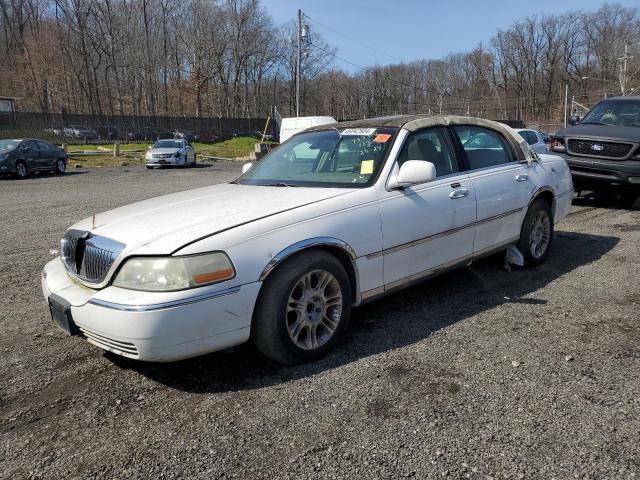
[
  {"left": 451, "top": 125, "right": 534, "bottom": 256},
  {"left": 20, "top": 140, "right": 42, "bottom": 171},
  {"left": 377, "top": 127, "right": 477, "bottom": 289}
]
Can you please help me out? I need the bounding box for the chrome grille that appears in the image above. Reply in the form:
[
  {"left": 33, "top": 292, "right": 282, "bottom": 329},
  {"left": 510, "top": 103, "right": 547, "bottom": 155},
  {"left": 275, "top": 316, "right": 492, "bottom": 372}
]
[
  {"left": 567, "top": 139, "right": 634, "bottom": 159},
  {"left": 152, "top": 153, "right": 174, "bottom": 159},
  {"left": 61, "top": 230, "right": 125, "bottom": 284},
  {"left": 79, "top": 327, "right": 139, "bottom": 357}
]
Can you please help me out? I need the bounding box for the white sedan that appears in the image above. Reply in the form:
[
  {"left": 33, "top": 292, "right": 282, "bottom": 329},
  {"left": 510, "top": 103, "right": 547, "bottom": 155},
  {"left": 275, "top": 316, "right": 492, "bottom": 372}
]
[
  {"left": 42, "top": 116, "right": 573, "bottom": 364},
  {"left": 145, "top": 139, "right": 196, "bottom": 168}
]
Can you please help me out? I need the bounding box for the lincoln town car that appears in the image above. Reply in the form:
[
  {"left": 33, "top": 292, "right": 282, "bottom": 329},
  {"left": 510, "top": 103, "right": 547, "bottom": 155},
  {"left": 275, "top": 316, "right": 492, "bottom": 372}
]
[{"left": 42, "top": 116, "right": 573, "bottom": 364}]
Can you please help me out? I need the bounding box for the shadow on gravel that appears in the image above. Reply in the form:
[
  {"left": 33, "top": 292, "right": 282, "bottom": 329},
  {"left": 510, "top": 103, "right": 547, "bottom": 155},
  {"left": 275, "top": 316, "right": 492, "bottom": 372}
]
[
  {"left": 109, "top": 231, "right": 619, "bottom": 393},
  {"left": 0, "top": 171, "right": 87, "bottom": 180}
]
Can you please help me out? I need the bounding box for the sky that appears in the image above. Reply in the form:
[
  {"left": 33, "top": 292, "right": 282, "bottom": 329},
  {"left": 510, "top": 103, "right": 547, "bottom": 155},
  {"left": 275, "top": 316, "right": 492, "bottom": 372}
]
[{"left": 262, "top": 0, "right": 639, "bottom": 72}]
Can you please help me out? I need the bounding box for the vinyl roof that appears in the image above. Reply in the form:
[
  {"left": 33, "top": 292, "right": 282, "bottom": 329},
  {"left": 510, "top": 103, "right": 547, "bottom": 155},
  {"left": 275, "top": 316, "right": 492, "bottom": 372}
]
[{"left": 305, "top": 114, "right": 513, "bottom": 132}]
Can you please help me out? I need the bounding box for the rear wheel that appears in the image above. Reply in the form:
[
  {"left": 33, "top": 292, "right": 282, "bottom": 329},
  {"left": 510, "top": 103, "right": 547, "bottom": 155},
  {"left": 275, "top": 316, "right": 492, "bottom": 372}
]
[
  {"left": 55, "top": 159, "right": 66, "bottom": 174},
  {"left": 252, "top": 250, "right": 351, "bottom": 365},
  {"left": 15, "top": 161, "right": 27, "bottom": 179},
  {"left": 517, "top": 199, "right": 553, "bottom": 267}
]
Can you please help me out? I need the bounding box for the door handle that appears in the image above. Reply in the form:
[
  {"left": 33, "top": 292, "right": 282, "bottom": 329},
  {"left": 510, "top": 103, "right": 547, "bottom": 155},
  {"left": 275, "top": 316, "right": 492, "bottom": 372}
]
[
  {"left": 515, "top": 174, "right": 529, "bottom": 182},
  {"left": 449, "top": 188, "right": 469, "bottom": 199}
]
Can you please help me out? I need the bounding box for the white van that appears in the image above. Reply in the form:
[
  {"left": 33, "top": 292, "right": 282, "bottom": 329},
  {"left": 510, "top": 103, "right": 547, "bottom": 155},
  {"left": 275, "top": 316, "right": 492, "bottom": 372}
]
[{"left": 279, "top": 116, "right": 336, "bottom": 143}]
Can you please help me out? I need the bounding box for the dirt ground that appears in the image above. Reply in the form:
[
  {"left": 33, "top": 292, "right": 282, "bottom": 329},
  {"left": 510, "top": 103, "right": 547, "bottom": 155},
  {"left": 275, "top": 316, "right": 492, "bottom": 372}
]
[{"left": 1, "top": 166, "right": 639, "bottom": 479}]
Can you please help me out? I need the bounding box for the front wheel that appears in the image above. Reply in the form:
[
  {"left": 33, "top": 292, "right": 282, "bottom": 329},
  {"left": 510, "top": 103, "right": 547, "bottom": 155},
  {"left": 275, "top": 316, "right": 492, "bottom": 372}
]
[
  {"left": 517, "top": 199, "right": 554, "bottom": 267},
  {"left": 15, "top": 161, "right": 27, "bottom": 179},
  {"left": 55, "top": 159, "right": 66, "bottom": 174},
  {"left": 252, "top": 250, "right": 352, "bottom": 365}
]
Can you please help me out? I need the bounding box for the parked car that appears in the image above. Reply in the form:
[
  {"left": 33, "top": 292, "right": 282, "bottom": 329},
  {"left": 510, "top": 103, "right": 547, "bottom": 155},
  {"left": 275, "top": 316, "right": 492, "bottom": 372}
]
[
  {"left": 515, "top": 128, "right": 548, "bottom": 154},
  {"left": 122, "top": 129, "right": 145, "bottom": 141},
  {"left": 173, "top": 129, "right": 199, "bottom": 142},
  {"left": 0, "top": 138, "right": 67, "bottom": 178},
  {"left": 42, "top": 115, "right": 573, "bottom": 364},
  {"left": 44, "top": 125, "right": 64, "bottom": 136},
  {"left": 93, "top": 125, "right": 119, "bottom": 141},
  {"left": 538, "top": 131, "right": 550, "bottom": 144},
  {"left": 551, "top": 96, "right": 640, "bottom": 197},
  {"left": 144, "top": 138, "right": 196, "bottom": 168},
  {"left": 63, "top": 125, "right": 98, "bottom": 140},
  {"left": 197, "top": 131, "right": 220, "bottom": 143}
]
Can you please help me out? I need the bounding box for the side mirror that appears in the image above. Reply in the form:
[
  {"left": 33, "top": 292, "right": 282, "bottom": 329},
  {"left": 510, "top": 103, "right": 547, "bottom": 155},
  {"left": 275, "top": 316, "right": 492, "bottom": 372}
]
[
  {"left": 389, "top": 160, "right": 436, "bottom": 189},
  {"left": 241, "top": 162, "right": 253, "bottom": 174},
  {"left": 568, "top": 115, "right": 580, "bottom": 126}
]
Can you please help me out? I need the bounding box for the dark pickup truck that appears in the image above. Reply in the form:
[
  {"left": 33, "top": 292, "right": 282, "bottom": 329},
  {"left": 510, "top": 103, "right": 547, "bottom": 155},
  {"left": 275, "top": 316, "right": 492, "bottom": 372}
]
[{"left": 550, "top": 96, "right": 640, "bottom": 202}]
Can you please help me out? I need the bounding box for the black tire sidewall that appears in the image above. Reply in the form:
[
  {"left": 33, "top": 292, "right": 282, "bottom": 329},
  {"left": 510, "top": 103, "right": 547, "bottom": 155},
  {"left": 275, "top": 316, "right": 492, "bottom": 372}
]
[
  {"left": 253, "top": 250, "right": 352, "bottom": 364},
  {"left": 15, "top": 161, "right": 27, "bottom": 179},
  {"left": 518, "top": 199, "right": 554, "bottom": 267}
]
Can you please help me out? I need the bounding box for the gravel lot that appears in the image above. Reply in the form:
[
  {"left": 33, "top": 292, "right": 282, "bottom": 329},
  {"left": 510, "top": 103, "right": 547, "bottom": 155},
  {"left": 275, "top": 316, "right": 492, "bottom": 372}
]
[{"left": 1, "top": 165, "right": 639, "bottom": 479}]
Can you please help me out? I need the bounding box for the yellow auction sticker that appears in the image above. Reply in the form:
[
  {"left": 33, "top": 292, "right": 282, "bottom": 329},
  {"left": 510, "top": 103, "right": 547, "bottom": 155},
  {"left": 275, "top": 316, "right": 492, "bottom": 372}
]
[{"left": 360, "top": 160, "right": 374, "bottom": 174}]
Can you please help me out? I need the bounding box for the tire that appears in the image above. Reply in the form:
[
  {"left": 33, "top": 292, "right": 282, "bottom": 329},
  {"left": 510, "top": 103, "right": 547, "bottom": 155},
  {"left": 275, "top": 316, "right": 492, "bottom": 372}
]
[
  {"left": 517, "top": 199, "right": 554, "bottom": 267},
  {"left": 146, "top": 166, "right": 153, "bottom": 170},
  {"left": 252, "top": 250, "right": 352, "bottom": 365},
  {"left": 55, "top": 159, "right": 66, "bottom": 174},
  {"left": 15, "top": 161, "right": 27, "bottom": 179}
]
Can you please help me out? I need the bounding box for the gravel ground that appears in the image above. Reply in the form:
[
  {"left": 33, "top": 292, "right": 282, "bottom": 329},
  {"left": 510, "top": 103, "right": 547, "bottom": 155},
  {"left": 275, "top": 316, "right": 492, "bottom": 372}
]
[{"left": 1, "top": 166, "right": 639, "bottom": 479}]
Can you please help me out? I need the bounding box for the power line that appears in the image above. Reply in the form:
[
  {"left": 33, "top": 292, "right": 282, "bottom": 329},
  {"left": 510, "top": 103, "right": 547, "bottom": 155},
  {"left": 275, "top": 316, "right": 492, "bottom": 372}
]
[{"left": 303, "top": 13, "right": 404, "bottom": 63}]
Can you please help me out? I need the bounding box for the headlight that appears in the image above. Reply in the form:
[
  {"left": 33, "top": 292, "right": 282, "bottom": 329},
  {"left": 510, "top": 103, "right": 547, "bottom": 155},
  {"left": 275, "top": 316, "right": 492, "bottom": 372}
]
[
  {"left": 550, "top": 138, "right": 565, "bottom": 152},
  {"left": 113, "top": 252, "right": 235, "bottom": 291}
]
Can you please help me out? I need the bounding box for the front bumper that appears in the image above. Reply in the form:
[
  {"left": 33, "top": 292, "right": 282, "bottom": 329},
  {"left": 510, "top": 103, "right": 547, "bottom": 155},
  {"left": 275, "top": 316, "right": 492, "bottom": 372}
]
[
  {"left": 41, "top": 258, "right": 261, "bottom": 362},
  {"left": 145, "top": 155, "right": 185, "bottom": 167},
  {"left": 556, "top": 153, "right": 640, "bottom": 189}
]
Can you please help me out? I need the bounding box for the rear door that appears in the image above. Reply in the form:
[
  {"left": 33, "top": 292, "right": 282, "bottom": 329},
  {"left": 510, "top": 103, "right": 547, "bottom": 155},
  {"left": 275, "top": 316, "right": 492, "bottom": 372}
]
[
  {"left": 451, "top": 125, "right": 535, "bottom": 256},
  {"left": 36, "top": 140, "right": 56, "bottom": 168}
]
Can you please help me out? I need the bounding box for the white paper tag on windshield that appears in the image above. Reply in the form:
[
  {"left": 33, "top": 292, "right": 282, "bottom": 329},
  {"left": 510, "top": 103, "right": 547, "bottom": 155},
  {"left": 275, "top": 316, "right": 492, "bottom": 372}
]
[{"left": 341, "top": 128, "right": 376, "bottom": 136}]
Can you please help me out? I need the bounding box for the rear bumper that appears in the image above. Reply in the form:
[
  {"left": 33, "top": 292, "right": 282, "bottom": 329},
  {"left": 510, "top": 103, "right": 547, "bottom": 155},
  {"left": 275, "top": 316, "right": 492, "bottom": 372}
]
[{"left": 558, "top": 154, "right": 640, "bottom": 189}]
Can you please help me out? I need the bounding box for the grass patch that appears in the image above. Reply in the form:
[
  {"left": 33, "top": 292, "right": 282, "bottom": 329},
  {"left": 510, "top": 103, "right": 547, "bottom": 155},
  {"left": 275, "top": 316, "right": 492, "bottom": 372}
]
[
  {"left": 66, "top": 137, "right": 261, "bottom": 158},
  {"left": 66, "top": 137, "right": 264, "bottom": 168}
]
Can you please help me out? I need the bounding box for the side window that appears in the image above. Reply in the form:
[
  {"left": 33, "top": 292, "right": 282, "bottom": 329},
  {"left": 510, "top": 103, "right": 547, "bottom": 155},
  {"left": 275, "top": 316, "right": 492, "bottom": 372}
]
[
  {"left": 22, "top": 140, "right": 38, "bottom": 150},
  {"left": 397, "top": 127, "right": 459, "bottom": 178},
  {"left": 453, "top": 126, "right": 514, "bottom": 170},
  {"left": 36, "top": 140, "right": 51, "bottom": 150},
  {"left": 520, "top": 130, "right": 538, "bottom": 145}
]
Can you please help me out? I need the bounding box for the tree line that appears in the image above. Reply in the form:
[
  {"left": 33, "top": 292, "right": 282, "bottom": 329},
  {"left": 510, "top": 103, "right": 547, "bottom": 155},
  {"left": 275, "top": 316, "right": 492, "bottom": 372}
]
[{"left": 1, "top": 0, "right": 639, "bottom": 124}]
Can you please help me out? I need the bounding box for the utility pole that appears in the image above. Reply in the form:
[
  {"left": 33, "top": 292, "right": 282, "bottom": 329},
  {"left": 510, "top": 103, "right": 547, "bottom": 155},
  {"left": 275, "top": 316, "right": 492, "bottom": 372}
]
[
  {"left": 564, "top": 82, "right": 568, "bottom": 128},
  {"left": 296, "top": 9, "right": 302, "bottom": 117}
]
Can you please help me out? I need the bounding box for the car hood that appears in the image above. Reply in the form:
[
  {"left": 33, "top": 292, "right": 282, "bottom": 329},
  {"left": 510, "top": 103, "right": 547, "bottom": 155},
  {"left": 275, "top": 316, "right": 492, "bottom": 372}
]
[
  {"left": 556, "top": 124, "right": 640, "bottom": 142},
  {"left": 148, "top": 148, "right": 182, "bottom": 154},
  {"left": 69, "top": 183, "right": 352, "bottom": 255}
]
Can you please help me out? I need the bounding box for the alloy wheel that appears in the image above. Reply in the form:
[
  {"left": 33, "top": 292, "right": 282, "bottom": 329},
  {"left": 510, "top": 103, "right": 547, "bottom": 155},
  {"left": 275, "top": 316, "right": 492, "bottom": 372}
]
[
  {"left": 286, "top": 269, "right": 343, "bottom": 350},
  {"left": 16, "top": 163, "right": 27, "bottom": 178},
  {"left": 529, "top": 210, "right": 551, "bottom": 259}
]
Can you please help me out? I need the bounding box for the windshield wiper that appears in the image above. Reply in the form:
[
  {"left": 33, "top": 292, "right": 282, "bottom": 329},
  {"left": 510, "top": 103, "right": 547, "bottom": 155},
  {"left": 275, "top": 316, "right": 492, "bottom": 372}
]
[
  {"left": 580, "top": 121, "right": 607, "bottom": 125},
  {"left": 263, "top": 182, "right": 301, "bottom": 187}
]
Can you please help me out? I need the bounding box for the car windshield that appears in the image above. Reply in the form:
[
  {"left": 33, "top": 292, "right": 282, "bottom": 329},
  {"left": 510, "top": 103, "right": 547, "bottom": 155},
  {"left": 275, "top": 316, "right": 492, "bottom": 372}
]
[
  {"left": 0, "top": 139, "right": 21, "bottom": 152},
  {"left": 237, "top": 127, "right": 396, "bottom": 188},
  {"left": 581, "top": 100, "right": 640, "bottom": 127},
  {"left": 154, "top": 140, "right": 183, "bottom": 149}
]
